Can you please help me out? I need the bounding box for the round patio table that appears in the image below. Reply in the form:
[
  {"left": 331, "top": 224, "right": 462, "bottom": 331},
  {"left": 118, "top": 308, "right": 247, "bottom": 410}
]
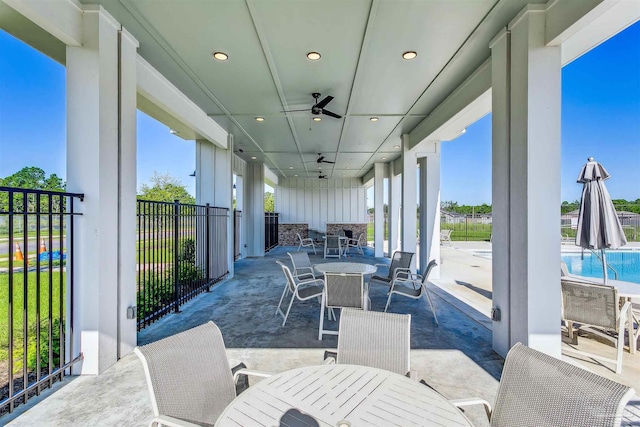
[
  {"left": 314, "top": 262, "right": 377, "bottom": 275},
  {"left": 216, "top": 364, "right": 473, "bottom": 427}
]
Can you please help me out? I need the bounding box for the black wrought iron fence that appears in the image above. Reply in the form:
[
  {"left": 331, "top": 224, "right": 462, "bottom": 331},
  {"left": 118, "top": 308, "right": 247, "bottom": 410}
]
[
  {"left": 440, "top": 215, "right": 493, "bottom": 241},
  {"left": 136, "top": 200, "right": 228, "bottom": 330},
  {"left": 0, "top": 186, "right": 84, "bottom": 415},
  {"left": 234, "top": 210, "right": 241, "bottom": 260},
  {"left": 265, "top": 212, "right": 279, "bottom": 252}
]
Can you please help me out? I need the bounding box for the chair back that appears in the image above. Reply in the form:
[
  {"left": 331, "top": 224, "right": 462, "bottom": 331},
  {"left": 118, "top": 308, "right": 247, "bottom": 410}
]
[
  {"left": 560, "top": 261, "right": 570, "bottom": 277},
  {"left": 337, "top": 309, "right": 411, "bottom": 376},
  {"left": 288, "top": 251, "right": 312, "bottom": 270},
  {"left": 325, "top": 235, "right": 342, "bottom": 254},
  {"left": 296, "top": 232, "right": 305, "bottom": 244},
  {"left": 134, "top": 322, "right": 236, "bottom": 426},
  {"left": 421, "top": 259, "right": 438, "bottom": 285},
  {"left": 388, "top": 251, "right": 414, "bottom": 279},
  {"left": 491, "top": 343, "right": 634, "bottom": 427},
  {"left": 561, "top": 279, "right": 619, "bottom": 331},
  {"left": 324, "top": 273, "right": 364, "bottom": 309},
  {"left": 277, "top": 260, "right": 298, "bottom": 294}
]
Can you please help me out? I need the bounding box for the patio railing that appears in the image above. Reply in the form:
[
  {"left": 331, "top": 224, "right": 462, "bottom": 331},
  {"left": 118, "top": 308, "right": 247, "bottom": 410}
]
[
  {"left": 136, "top": 200, "right": 229, "bottom": 330},
  {"left": 0, "top": 186, "right": 84, "bottom": 415},
  {"left": 265, "top": 212, "right": 279, "bottom": 252},
  {"left": 234, "top": 210, "right": 241, "bottom": 260}
]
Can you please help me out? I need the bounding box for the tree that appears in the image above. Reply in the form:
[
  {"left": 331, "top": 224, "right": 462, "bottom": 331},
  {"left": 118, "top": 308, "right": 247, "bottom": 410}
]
[
  {"left": 138, "top": 172, "right": 195, "bottom": 204},
  {"left": 264, "top": 192, "right": 274, "bottom": 212},
  {"left": 2, "top": 167, "right": 65, "bottom": 191}
]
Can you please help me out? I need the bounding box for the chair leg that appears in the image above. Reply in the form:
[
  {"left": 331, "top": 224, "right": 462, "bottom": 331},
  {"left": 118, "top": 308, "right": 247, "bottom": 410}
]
[
  {"left": 283, "top": 293, "right": 296, "bottom": 327},
  {"left": 424, "top": 287, "right": 439, "bottom": 325},
  {"left": 384, "top": 291, "right": 393, "bottom": 312},
  {"left": 297, "top": 243, "right": 302, "bottom": 252},
  {"left": 318, "top": 294, "right": 326, "bottom": 340},
  {"left": 276, "top": 285, "right": 289, "bottom": 316}
]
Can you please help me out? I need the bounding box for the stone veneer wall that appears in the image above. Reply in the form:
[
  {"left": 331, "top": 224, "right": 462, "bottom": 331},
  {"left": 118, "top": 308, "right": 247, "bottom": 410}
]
[
  {"left": 326, "top": 223, "right": 367, "bottom": 239},
  {"left": 279, "top": 223, "right": 309, "bottom": 246}
]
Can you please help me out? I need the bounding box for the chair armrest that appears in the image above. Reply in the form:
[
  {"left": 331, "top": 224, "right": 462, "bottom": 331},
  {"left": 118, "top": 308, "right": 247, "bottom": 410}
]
[
  {"left": 323, "top": 350, "right": 337, "bottom": 363},
  {"left": 374, "top": 263, "right": 389, "bottom": 270},
  {"left": 449, "top": 398, "right": 492, "bottom": 420},
  {"left": 393, "top": 268, "right": 412, "bottom": 280},
  {"left": 407, "top": 370, "right": 419, "bottom": 381},
  {"left": 233, "top": 368, "right": 272, "bottom": 384},
  {"left": 150, "top": 415, "right": 201, "bottom": 427},
  {"left": 297, "top": 277, "right": 324, "bottom": 287}
]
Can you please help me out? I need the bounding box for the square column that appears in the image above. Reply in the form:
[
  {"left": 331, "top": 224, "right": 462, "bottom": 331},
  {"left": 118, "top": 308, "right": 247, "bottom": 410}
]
[
  {"left": 373, "top": 163, "right": 386, "bottom": 257},
  {"left": 401, "top": 134, "right": 417, "bottom": 269},
  {"left": 66, "top": 7, "right": 138, "bottom": 374},
  {"left": 418, "top": 144, "right": 441, "bottom": 278},
  {"left": 388, "top": 160, "right": 401, "bottom": 256},
  {"left": 490, "top": 7, "right": 562, "bottom": 357},
  {"left": 244, "top": 163, "right": 265, "bottom": 256}
]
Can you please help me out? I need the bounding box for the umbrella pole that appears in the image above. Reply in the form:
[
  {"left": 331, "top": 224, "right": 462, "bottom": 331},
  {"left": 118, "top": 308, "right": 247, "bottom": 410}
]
[{"left": 601, "top": 249, "right": 608, "bottom": 285}]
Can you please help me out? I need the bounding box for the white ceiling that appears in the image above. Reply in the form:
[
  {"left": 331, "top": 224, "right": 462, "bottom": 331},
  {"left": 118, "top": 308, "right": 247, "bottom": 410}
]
[{"left": 78, "top": 0, "right": 545, "bottom": 178}]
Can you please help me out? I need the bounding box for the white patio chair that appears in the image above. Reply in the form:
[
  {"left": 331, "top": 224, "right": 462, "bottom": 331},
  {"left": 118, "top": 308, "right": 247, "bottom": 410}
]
[
  {"left": 385, "top": 259, "right": 438, "bottom": 325},
  {"left": 134, "top": 321, "right": 271, "bottom": 427},
  {"left": 561, "top": 278, "right": 632, "bottom": 374},
  {"left": 296, "top": 232, "right": 316, "bottom": 254},
  {"left": 324, "top": 235, "right": 342, "bottom": 258},
  {"left": 440, "top": 229, "right": 452, "bottom": 244},
  {"left": 450, "top": 343, "right": 635, "bottom": 427},
  {"left": 287, "top": 251, "right": 320, "bottom": 281},
  {"left": 346, "top": 232, "right": 364, "bottom": 255},
  {"left": 369, "top": 251, "right": 414, "bottom": 288},
  {"left": 276, "top": 260, "right": 324, "bottom": 327},
  {"left": 319, "top": 272, "right": 366, "bottom": 340},
  {"left": 324, "top": 309, "right": 412, "bottom": 377}
]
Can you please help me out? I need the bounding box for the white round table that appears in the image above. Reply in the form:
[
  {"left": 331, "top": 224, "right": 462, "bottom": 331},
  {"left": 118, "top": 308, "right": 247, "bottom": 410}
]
[
  {"left": 216, "top": 364, "right": 473, "bottom": 427},
  {"left": 314, "top": 262, "right": 377, "bottom": 275}
]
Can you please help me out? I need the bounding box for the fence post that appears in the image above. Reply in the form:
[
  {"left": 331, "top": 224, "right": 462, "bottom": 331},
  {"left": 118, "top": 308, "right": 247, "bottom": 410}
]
[
  {"left": 205, "top": 203, "right": 211, "bottom": 292},
  {"left": 173, "top": 199, "right": 180, "bottom": 313}
]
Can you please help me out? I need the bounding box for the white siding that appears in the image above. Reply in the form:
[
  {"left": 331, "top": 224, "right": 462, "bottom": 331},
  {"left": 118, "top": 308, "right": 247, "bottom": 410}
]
[{"left": 276, "top": 178, "right": 367, "bottom": 230}]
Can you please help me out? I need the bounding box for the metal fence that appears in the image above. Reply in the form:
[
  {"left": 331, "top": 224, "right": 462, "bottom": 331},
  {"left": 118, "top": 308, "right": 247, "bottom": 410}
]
[
  {"left": 441, "top": 215, "right": 493, "bottom": 241},
  {"left": 136, "top": 200, "right": 229, "bottom": 330},
  {"left": 234, "top": 210, "right": 242, "bottom": 260},
  {"left": 0, "top": 187, "right": 84, "bottom": 415},
  {"left": 265, "top": 212, "right": 279, "bottom": 252}
]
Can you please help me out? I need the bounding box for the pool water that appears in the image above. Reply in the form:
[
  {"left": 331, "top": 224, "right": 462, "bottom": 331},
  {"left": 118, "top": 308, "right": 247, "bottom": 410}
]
[{"left": 561, "top": 251, "right": 640, "bottom": 284}]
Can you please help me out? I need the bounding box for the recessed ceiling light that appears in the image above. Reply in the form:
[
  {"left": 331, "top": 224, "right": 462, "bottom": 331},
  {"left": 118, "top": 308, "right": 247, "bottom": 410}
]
[
  {"left": 346, "top": 166, "right": 350, "bottom": 169},
  {"left": 318, "top": 166, "right": 322, "bottom": 169},
  {"left": 313, "top": 117, "right": 322, "bottom": 122},
  {"left": 169, "top": 128, "right": 178, "bottom": 135},
  {"left": 382, "top": 157, "right": 387, "bottom": 160},
  {"left": 369, "top": 117, "right": 379, "bottom": 122},
  {"left": 342, "top": 174, "right": 346, "bottom": 177},
  {"left": 289, "top": 166, "right": 293, "bottom": 169},
  {"left": 307, "top": 51, "right": 321, "bottom": 60},
  {"left": 393, "top": 145, "right": 401, "bottom": 149},
  {"left": 294, "top": 174, "right": 298, "bottom": 177},
  {"left": 251, "top": 156, "right": 257, "bottom": 160},
  {"left": 213, "top": 51, "right": 228, "bottom": 61},
  {"left": 255, "top": 117, "right": 265, "bottom": 122},
  {"left": 402, "top": 51, "right": 417, "bottom": 60}
]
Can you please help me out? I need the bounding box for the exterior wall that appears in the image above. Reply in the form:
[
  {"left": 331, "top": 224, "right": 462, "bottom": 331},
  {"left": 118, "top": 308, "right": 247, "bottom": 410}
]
[
  {"left": 276, "top": 178, "right": 367, "bottom": 231},
  {"left": 279, "top": 223, "right": 309, "bottom": 246}
]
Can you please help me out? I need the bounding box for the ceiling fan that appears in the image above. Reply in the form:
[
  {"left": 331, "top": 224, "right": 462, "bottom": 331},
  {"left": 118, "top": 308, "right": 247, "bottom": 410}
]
[
  {"left": 318, "top": 173, "right": 329, "bottom": 180},
  {"left": 281, "top": 93, "right": 342, "bottom": 119},
  {"left": 304, "top": 153, "right": 335, "bottom": 164}
]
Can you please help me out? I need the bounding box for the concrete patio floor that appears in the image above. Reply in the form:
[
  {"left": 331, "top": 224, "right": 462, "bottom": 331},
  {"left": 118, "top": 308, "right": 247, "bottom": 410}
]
[{"left": 4, "top": 244, "right": 639, "bottom": 426}]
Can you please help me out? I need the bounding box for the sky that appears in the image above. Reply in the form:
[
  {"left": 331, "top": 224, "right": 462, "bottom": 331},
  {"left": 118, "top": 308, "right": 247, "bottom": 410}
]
[{"left": 1, "top": 21, "right": 639, "bottom": 205}]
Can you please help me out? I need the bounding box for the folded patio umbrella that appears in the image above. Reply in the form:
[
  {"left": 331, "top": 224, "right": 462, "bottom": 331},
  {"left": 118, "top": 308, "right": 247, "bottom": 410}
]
[{"left": 575, "top": 157, "right": 627, "bottom": 284}]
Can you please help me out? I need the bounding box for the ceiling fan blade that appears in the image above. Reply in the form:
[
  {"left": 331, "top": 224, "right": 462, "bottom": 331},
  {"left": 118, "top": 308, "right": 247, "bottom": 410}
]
[
  {"left": 281, "top": 108, "right": 311, "bottom": 113},
  {"left": 315, "top": 95, "right": 334, "bottom": 109},
  {"left": 322, "top": 109, "right": 342, "bottom": 119},
  {"left": 321, "top": 160, "right": 335, "bottom": 164}
]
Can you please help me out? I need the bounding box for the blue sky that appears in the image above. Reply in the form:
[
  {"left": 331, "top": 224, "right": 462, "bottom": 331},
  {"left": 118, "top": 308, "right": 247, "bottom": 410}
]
[{"left": 1, "top": 21, "right": 639, "bottom": 204}]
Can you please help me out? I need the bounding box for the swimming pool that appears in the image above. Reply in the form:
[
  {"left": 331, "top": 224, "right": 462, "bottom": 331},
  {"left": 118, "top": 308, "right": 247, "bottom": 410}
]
[{"left": 561, "top": 251, "right": 640, "bottom": 284}]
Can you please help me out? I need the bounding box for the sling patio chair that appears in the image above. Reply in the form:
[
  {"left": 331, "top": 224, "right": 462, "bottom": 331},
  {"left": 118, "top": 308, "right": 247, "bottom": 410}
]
[
  {"left": 135, "top": 321, "right": 271, "bottom": 427},
  {"left": 318, "top": 272, "right": 366, "bottom": 340},
  {"left": 323, "top": 309, "right": 413, "bottom": 378},
  {"left": 276, "top": 260, "right": 324, "bottom": 327},
  {"left": 440, "top": 229, "right": 452, "bottom": 244},
  {"left": 346, "top": 232, "right": 365, "bottom": 255},
  {"left": 385, "top": 259, "right": 438, "bottom": 325},
  {"left": 296, "top": 232, "right": 316, "bottom": 254},
  {"left": 287, "top": 251, "right": 321, "bottom": 281},
  {"left": 324, "top": 235, "right": 343, "bottom": 258},
  {"left": 369, "top": 251, "right": 414, "bottom": 288},
  {"left": 450, "top": 343, "right": 634, "bottom": 427}
]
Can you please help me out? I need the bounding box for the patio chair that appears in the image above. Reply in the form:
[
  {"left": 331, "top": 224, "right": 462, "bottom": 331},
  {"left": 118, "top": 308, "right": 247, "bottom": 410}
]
[
  {"left": 561, "top": 278, "right": 632, "bottom": 374},
  {"left": 385, "top": 259, "right": 438, "bottom": 325},
  {"left": 287, "top": 251, "right": 320, "bottom": 281},
  {"left": 324, "top": 309, "right": 412, "bottom": 377},
  {"left": 346, "top": 232, "right": 364, "bottom": 255},
  {"left": 324, "top": 235, "right": 342, "bottom": 258},
  {"left": 276, "top": 260, "right": 324, "bottom": 327},
  {"left": 450, "top": 343, "right": 635, "bottom": 427},
  {"left": 134, "top": 321, "right": 271, "bottom": 427},
  {"left": 369, "top": 251, "right": 414, "bottom": 288},
  {"left": 440, "top": 229, "right": 452, "bottom": 244},
  {"left": 296, "top": 232, "right": 316, "bottom": 254},
  {"left": 319, "top": 272, "right": 366, "bottom": 340}
]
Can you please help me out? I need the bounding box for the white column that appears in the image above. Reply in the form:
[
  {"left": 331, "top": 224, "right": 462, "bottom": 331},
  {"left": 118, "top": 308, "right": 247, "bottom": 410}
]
[
  {"left": 373, "top": 163, "right": 385, "bottom": 257},
  {"left": 418, "top": 145, "right": 441, "bottom": 278},
  {"left": 388, "top": 161, "right": 401, "bottom": 256},
  {"left": 66, "top": 7, "right": 138, "bottom": 374},
  {"left": 245, "top": 163, "right": 265, "bottom": 256},
  {"left": 235, "top": 175, "right": 245, "bottom": 259},
  {"left": 401, "top": 134, "right": 417, "bottom": 269},
  {"left": 490, "top": 7, "right": 562, "bottom": 357}
]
